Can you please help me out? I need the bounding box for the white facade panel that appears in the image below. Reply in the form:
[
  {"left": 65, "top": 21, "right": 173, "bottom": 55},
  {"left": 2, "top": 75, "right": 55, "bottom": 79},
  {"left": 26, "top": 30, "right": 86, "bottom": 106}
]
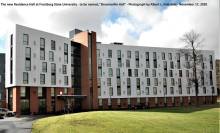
[
  {"left": 6, "top": 25, "right": 71, "bottom": 88},
  {"left": 97, "top": 43, "right": 217, "bottom": 99}
]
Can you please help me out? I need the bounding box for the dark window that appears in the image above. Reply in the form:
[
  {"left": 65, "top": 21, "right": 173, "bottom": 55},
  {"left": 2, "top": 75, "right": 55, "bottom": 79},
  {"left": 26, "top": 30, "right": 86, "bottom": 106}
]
[
  {"left": 164, "top": 70, "right": 168, "bottom": 77},
  {"left": 136, "top": 60, "right": 139, "bottom": 68},
  {"left": 168, "top": 53, "right": 172, "bottom": 60},
  {"left": 126, "top": 59, "right": 130, "bottom": 67},
  {"left": 51, "top": 40, "right": 56, "bottom": 50},
  {"left": 145, "top": 52, "right": 149, "bottom": 60},
  {"left": 49, "top": 51, "right": 54, "bottom": 62},
  {"left": 127, "top": 51, "right": 131, "bottom": 58},
  {"left": 153, "top": 52, "right": 157, "bottom": 60},
  {"left": 117, "top": 50, "right": 121, "bottom": 58},
  {"left": 134, "top": 69, "right": 138, "bottom": 77},
  {"left": 176, "top": 53, "right": 180, "bottom": 60},
  {"left": 179, "top": 70, "right": 182, "bottom": 77},
  {"left": 51, "top": 75, "right": 56, "bottom": 85},
  {"left": 42, "top": 62, "right": 47, "bottom": 72},
  {"left": 135, "top": 51, "right": 139, "bottom": 59},
  {"left": 127, "top": 78, "right": 131, "bottom": 86},
  {"left": 40, "top": 38, "right": 45, "bottom": 48},
  {"left": 40, "top": 74, "right": 45, "bottom": 84},
  {"left": 169, "top": 70, "right": 173, "bottom": 77},
  {"left": 51, "top": 63, "right": 56, "bottom": 73},
  {"left": 152, "top": 69, "right": 156, "bottom": 77},
  {"left": 25, "top": 60, "right": 31, "bottom": 71},
  {"left": 203, "top": 87, "right": 206, "bottom": 94},
  {"left": 162, "top": 52, "right": 165, "bottom": 60},
  {"left": 146, "top": 60, "right": 150, "bottom": 68},
  {"left": 64, "top": 43, "right": 68, "bottom": 64},
  {"left": 25, "top": 47, "right": 31, "bottom": 71},
  {"left": 163, "top": 61, "right": 167, "bottom": 68},
  {"left": 170, "top": 61, "right": 174, "bottom": 69},
  {"left": 64, "top": 76, "right": 68, "bottom": 85},
  {"left": 64, "top": 43, "right": 68, "bottom": 53},
  {"left": 128, "top": 69, "right": 132, "bottom": 77},
  {"left": 23, "top": 72, "right": 28, "bottom": 84},
  {"left": 153, "top": 60, "right": 157, "bottom": 68},
  {"left": 210, "top": 71, "right": 213, "bottom": 85},
  {"left": 25, "top": 47, "right": 31, "bottom": 58},
  {"left": 63, "top": 65, "right": 67, "bottom": 74},
  {"left": 153, "top": 87, "right": 157, "bottom": 95},
  {"left": 170, "top": 87, "right": 174, "bottom": 95},
  {"left": 108, "top": 50, "right": 112, "bottom": 58},
  {"left": 145, "top": 69, "right": 149, "bottom": 77},
  {"left": 145, "top": 87, "right": 149, "bottom": 95},
  {"left": 116, "top": 68, "right": 120, "bottom": 77},
  {"left": 23, "top": 34, "right": 29, "bottom": 45},
  {"left": 147, "top": 78, "right": 150, "bottom": 86},
  {"left": 40, "top": 50, "right": 45, "bottom": 60},
  {"left": 40, "top": 38, "right": 45, "bottom": 60}
]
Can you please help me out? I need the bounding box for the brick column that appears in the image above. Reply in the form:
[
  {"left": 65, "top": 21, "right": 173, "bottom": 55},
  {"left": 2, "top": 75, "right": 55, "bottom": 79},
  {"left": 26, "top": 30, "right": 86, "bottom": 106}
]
[
  {"left": 102, "top": 99, "right": 108, "bottom": 109},
  {"left": 130, "top": 98, "right": 137, "bottom": 107},
  {"left": 166, "top": 97, "right": 173, "bottom": 107},
  {"left": 158, "top": 97, "right": 164, "bottom": 107},
  {"left": 68, "top": 88, "right": 73, "bottom": 95},
  {"left": 213, "top": 96, "right": 217, "bottom": 104},
  {"left": 190, "top": 96, "right": 196, "bottom": 105},
  {"left": 30, "top": 87, "right": 39, "bottom": 114},
  {"left": 111, "top": 99, "right": 118, "bottom": 109},
  {"left": 13, "top": 87, "right": 20, "bottom": 117},
  {"left": 198, "top": 96, "right": 205, "bottom": 105},
  {"left": 140, "top": 98, "right": 146, "bottom": 107},
  {"left": 149, "top": 97, "right": 156, "bottom": 107},
  {"left": 55, "top": 88, "right": 64, "bottom": 112},
  {"left": 183, "top": 96, "right": 189, "bottom": 106},
  {"left": 174, "top": 97, "right": 180, "bottom": 106},
  {"left": 46, "top": 88, "right": 51, "bottom": 113},
  {"left": 120, "top": 98, "right": 127, "bottom": 109}
]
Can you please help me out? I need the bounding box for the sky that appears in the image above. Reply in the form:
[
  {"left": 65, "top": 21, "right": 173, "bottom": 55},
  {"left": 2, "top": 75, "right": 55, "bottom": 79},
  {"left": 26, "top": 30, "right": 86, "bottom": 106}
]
[{"left": 0, "top": 0, "right": 219, "bottom": 58}]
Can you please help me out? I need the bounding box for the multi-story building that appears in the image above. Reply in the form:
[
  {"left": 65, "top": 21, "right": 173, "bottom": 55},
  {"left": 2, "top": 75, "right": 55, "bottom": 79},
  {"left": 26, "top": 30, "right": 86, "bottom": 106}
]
[
  {"left": 216, "top": 59, "right": 220, "bottom": 96},
  {"left": 97, "top": 43, "right": 217, "bottom": 108},
  {"left": 5, "top": 25, "right": 217, "bottom": 116},
  {"left": 6, "top": 25, "right": 98, "bottom": 115},
  {"left": 0, "top": 53, "right": 5, "bottom": 108}
]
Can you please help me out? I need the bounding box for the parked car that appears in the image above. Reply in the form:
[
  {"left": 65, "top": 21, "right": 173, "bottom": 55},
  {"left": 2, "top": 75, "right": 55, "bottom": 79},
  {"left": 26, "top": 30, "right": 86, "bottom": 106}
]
[
  {"left": 0, "top": 108, "right": 15, "bottom": 117},
  {"left": 0, "top": 108, "right": 6, "bottom": 119}
]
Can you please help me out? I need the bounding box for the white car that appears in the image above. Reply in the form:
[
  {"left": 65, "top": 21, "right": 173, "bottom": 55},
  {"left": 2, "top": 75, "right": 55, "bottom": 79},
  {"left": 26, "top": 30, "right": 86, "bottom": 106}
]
[{"left": 0, "top": 108, "right": 15, "bottom": 117}]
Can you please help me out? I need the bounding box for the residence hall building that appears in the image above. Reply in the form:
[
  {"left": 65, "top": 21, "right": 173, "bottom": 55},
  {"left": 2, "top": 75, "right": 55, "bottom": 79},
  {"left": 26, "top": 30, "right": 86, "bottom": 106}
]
[
  {"left": 5, "top": 25, "right": 217, "bottom": 116},
  {"left": 0, "top": 53, "right": 5, "bottom": 108}
]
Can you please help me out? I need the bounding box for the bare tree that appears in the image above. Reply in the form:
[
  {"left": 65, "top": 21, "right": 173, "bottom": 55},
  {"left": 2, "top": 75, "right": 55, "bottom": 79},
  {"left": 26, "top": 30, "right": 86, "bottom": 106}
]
[{"left": 180, "top": 30, "right": 205, "bottom": 106}]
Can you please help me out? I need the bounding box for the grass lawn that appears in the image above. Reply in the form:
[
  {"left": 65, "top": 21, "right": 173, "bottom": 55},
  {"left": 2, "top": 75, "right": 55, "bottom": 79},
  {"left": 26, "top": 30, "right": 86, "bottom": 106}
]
[{"left": 32, "top": 105, "right": 219, "bottom": 133}]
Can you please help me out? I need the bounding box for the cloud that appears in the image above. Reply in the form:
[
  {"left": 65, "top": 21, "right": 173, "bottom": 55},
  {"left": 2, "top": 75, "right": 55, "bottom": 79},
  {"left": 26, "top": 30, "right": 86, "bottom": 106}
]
[
  {"left": 7, "top": 9, "right": 24, "bottom": 23},
  {"left": 0, "top": 0, "right": 219, "bottom": 58},
  {"left": 49, "top": 6, "right": 110, "bottom": 37},
  {"left": 138, "top": 0, "right": 219, "bottom": 58},
  {"left": 99, "top": 0, "right": 219, "bottom": 58}
]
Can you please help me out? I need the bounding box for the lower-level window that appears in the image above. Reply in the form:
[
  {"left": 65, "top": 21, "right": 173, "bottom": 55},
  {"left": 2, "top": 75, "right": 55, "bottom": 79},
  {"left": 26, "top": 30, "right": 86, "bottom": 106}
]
[
  {"left": 39, "top": 99, "right": 46, "bottom": 114},
  {"left": 153, "top": 87, "right": 157, "bottom": 95},
  {"left": 170, "top": 87, "right": 174, "bottom": 95},
  {"left": 20, "top": 99, "right": 29, "bottom": 114},
  {"left": 23, "top": 72, "right": 28, "bottom": 84}
]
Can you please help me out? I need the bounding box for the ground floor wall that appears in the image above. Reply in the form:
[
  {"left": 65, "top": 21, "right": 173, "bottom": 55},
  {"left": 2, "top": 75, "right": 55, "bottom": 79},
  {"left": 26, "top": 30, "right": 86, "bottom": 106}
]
[
  {"left": 0, "top": 100, "right": 6, "bottom": 108},
  {"left": 6, "top": 87, "right": 83, "bottom": 117},
  {"left": 98, "top": 96, "right": 218, "bottom": 110},
  {"left": 6, "top": 86, "right": 218, "bottom": 116}
]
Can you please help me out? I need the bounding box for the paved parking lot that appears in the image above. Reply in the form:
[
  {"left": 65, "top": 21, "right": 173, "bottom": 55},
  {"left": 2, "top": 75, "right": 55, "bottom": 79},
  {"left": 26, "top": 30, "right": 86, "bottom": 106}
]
[{"left": 0, "top": 116, "right": 40, "bottom": 133}]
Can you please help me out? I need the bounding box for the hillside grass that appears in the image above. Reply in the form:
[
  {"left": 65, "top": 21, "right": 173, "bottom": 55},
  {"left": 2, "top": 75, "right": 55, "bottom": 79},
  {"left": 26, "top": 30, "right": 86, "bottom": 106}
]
[{"left": 32, "top": 105, "right": 219, "bottom": 133}]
